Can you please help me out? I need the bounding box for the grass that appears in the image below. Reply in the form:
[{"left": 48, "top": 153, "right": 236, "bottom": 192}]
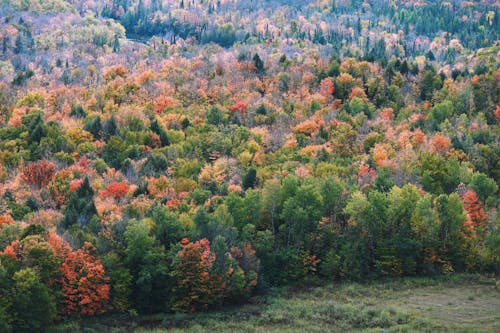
[{"left": 49, "top": 274, "right": 499, "bottom": 333}]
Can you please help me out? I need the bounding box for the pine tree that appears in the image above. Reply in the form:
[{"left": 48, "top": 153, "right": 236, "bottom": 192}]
[{"left": 60, "top": 177, "right": 97, "bottom": 229}]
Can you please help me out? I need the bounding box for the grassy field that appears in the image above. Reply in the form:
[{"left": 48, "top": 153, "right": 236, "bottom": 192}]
[{"left": 50, "top": 274, "right": 499, "bottom": 333}]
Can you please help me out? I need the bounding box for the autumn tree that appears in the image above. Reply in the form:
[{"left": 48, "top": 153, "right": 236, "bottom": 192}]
[
  {"left": 21, "top": 160, "right": 55, "bottom": 189},
  {"left": 101, "top": 181, "right": 130, "bottom": 200},
  {"left": 60, "top": 242, "right": 110, "bottom": 316},
  {"left": 171, "top": 238, "right": 220, "bottom": 312},
  {"left": 462, "top": 190, "right": 488, "bottom": 235}
]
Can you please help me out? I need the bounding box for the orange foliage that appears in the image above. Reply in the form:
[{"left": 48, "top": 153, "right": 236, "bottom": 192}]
[
  {"left": 358, "top": 164, "right": 376, "bottom": 186},
  {"left": 284, "top": 138, "right": 298, "bottom": 148},
  {"left": 463, "top": 190, "right": 488, "bottom": 232},
  {"left": 101, "top": 181, "right": 130, "bottom": 200},
  {"left": 0, "top": 214, "right": 14, "bottom": 228},
  {"left": 319, "top": 77, "right": 334, "bottom": 97},
  {"left": 103, "top": 65, "right": 127, "bottom": 80},
  {"left": 21, "top": 160, "right": 56, "bottom": 189},
  {"left": 292, "top": 115, "right": 324, "bottom": 135},
  {"left": 412, "top": 128, "right": 426, "bottom": 147},
  {"left": 228, "top": 101, "right": 248, "bottom": 114},
  {"left": 1, "top": 240, "right": 20, "bottom": 260},
  {"left": 295, "top": 165, "right": 311, "bottom": 179},
  {"left": 154, "top": 95, "right": 177, "bottom": 113},
  {"left": 69, "top": 178, "right": 84, "bottom": 192},
  {"left": 173, "top": 238, "right": 219, "bottom": 312},
  {"left": 373, "top": 144, "right": 388, "bottom": 166},
  {"left": 431, "top": 133, "right": 451, "bottom": 154},
  {"left": 60, "top": 242, "right": 110, "bottom": 316},
  {"left": 349, "top": 87, "right": 368, "bottom": 101},
  {"left": 380, "top": 107, "right": 394, "bottom": 120},
  {"left": 227, "top": 184, "right": 243, "bottom": 193}
]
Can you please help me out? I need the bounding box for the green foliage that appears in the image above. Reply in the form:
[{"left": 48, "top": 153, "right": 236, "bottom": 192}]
[
  {"left": 150, "top": 119, "right": 170, "bottom": 146},
  {"left": 1, "top": 0, "right": 499, "bottom": 327},
  {"left": 124, "top": 219, "right": 170, "bottom": 314},
  {"left": 206, "top": 106, "right": 225, "bottom": 126},
  {"left": 242, "top": 167, "right": 257, "bottom": 190},
  {"left": 469, "top": 172, "right": 498, "bottom": 203},
  {"left": 420, "top": 154, "right": 460, "bottom": 194},
  {"left": 60, "top": 177, "right": 98, "bottom": 229},
  {"left": 11, "top": 268, "right": 56, "bottom": 333}
]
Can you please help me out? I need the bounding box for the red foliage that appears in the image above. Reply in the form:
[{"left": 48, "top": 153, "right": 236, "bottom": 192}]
[
  {"left": 494, "top": 105, "right": 500, "bottom": 121},
  {"left": 430, "top": 133, "right": 451, "bottom": 154},
  {"left": 1, "top": 240, "right": 20, "bottom": 260},
  {"left": 69, "top": 178, "right": 84, "bottom": 192},
  {"left": 228, "top": 101, "right": 248, "bottom": 114},
  {"left": 21, "top": 160, "right": 56, "bottom": 189},
  {"left": 0, "top": 214, "right": 14, "bottom": 228},
  {"left": 101, "top": 182, "right": 130, "bottom": 200},
  {"left": 463, "top": 190, "right": 488, "bottom": 232},
  {"left": 60, "top": 242, "right": 110, "bottom": 316},
  {"left": 166, "top": 198, "right": 180, "bottom": 209}
]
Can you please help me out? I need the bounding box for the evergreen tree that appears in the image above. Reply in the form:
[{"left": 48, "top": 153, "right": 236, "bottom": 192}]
[{"left": 60, "top": 177, "right": 98, "bottom": 229}]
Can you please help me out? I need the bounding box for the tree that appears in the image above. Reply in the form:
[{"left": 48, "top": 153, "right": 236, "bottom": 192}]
[
  {"left": 463, "top": 190, "right": 488, "bottom": 235},
  {"left": 60, "top": 177, "right": 98, "bottom": 229},
  {"left": 150, "top": 205, "right": 184, "bottom": 247},
  {"left": 171, "top": 238, "right": 220, "bottom": 312},
  {"left": 60, "top": 242, "right": 110, "bottom": 316},
  {"left": 469, "top": 173, "right": 498, "bottom": 203},
  {"left": 253, "top": 54, "right": 264, "bottom": 74},
  {"left": 420, "top": 154, "right": 460, "bottom": 194},
  {"left": 101, "top": 182, "right": 130, "bottom": 200},
  {"left": 150, "top": 119, "right": 170, "bottom": 146},
  {"left": 11, "top": 268, "right": 56, "bottom": 333},
  {"left": 21, "top": 160, "right": 55, "bottom": 189},
  {"left": 124, "top": 219, "right": 170, "bottom": 313},
  {"left": 435, "top": 194, "right": 467, "bottom": 270},
  {"left": 206, "top": 106, "right": 225, "bottom": 126},
  {"left": 280, "top": 183, "right": 323, "bottom": 249},
  {"left": 242, "top": 167, "right": 257, "bottom": 190}
]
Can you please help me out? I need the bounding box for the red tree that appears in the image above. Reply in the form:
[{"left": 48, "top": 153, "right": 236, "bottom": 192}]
[
  {"left": 463, "top": 190, "right": 488, "bottom": 234},
  {"left": 21, "top": 160, "right": 56, "bottom": 189},
  {"left": 101, "top": 181, "right": 130, "bottom": 200},
  {"left": 60, "top": 242, "right": 110, "bottom": 316}
]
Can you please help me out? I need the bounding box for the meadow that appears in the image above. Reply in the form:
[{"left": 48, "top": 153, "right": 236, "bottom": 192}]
[{"left": 50, "top": 274, "right": 499, "bottom": 333}]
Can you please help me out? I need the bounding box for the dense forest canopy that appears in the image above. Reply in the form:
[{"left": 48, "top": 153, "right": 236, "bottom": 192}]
[{"left": 0, "top": 0, "right": 499, "bottom": 331}]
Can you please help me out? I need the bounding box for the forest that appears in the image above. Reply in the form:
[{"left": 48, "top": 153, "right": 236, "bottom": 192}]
[{"left": 0, "top": 0, "right": 499, "bottom": 332}]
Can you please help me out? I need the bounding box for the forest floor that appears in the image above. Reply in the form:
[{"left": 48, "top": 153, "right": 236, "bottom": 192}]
[{"left": 50, "top": 274, "right": 499, "bottom": 333}]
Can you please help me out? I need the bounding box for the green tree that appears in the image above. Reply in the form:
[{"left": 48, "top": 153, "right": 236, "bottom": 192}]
[
  {"left": 469, "top": 172, "right": 498, "bottom": 203},
  {"left": 11, "top": 268, "right": 56, "bottom": 333},
  {"left": 124, "top": 219, "right": 170, "bottom": 313},
  {"left": 60, "top": 177, "right": 98, "bottom": 229}
]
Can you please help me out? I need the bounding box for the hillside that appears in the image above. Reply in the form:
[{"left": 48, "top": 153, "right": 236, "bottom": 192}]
[{"left": 0, "top": 0, "right": 499, "bottom": 332}]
